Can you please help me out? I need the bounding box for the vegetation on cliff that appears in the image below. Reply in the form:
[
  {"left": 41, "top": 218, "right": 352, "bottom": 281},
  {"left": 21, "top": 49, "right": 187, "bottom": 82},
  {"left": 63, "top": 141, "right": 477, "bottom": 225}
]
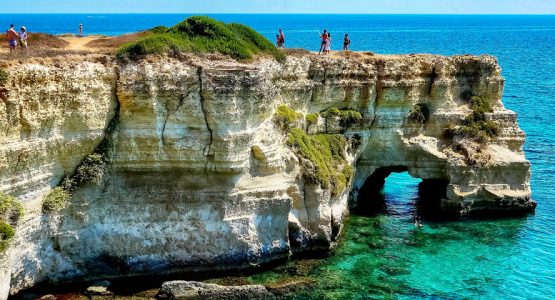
[
  {"left": 407, "top": 103, "right": 430, "bottom": 124},
  {"left": 444, "top": 96, "right": 498, "bottom": 143},
  {"left": 287, "top": 128, "right": 352, "bottom": 197},
  {"left": 321, "top": 107, "right": 363, "bottom": 128},
  {"left": 42, "top": 188, "right": 71, "bottom": 213},
  {"left": 274, "top": 105, "right": 356, "bottom": 197},
  {"left": 43, "top": 153, "right": 107, "bottom": 213},
  {"left": 305, "top": 113, "right": 319, "bottom": 127},
  {"left": 0, "top": 193, "right": 24, "bottom": 251},
  {"left": 275, "top": 105, "right": 302, "bottom": 130},
  {"left": 118, "top": 16, "right": 285, "bottom": 61}
]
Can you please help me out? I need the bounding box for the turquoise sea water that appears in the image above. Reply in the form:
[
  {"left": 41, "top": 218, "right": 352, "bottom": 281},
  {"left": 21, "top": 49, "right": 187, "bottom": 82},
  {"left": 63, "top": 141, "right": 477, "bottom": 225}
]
[{"left": 4, "top": 14, "right": 555, "bottom": 299}]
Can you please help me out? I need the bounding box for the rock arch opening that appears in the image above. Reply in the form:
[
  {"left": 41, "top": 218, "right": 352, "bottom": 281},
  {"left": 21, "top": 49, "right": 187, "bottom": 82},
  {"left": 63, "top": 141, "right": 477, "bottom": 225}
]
[{"left": 350, "top": 166, "right": 449, "bottom": 219}]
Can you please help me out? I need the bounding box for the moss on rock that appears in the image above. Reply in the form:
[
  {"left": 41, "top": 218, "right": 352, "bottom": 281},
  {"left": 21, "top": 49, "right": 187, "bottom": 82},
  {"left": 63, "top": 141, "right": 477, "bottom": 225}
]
[
  {"left": 42, "top": 187, "right": 71, "bottom": 213},
  {"left": 0, "top": 221, "right": 15, "bottom": 251},
  {"left": 305, "top": 113, "right": 319, "bottom": 127},
  {"left": 0, "top": 193, "right": 24, "bottom": 252},
  {"left": 275, "top": 105, "right": 302, "bottom": 130},
  {"left": 0, "top": 193, "right": 24, "bottom": 225},
  {"left": 322, "top": 107, "right": 362, "bottom": 128}
]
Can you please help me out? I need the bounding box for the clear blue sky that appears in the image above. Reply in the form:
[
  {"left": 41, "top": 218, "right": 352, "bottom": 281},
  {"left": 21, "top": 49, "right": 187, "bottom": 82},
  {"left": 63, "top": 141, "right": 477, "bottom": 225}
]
[{"left": 3, "top": 0, "right": 555, "bottom": 14}]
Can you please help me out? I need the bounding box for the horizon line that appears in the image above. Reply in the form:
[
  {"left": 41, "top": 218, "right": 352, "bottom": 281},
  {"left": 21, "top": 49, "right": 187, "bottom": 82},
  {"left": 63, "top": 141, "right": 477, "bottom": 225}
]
[{"left": 1, "top": 12, "right": 555, "bottom": 15}]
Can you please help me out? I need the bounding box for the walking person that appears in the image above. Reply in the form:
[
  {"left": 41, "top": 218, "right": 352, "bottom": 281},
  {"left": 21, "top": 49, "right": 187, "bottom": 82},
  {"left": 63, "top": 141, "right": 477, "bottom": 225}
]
[
  {"left": 343, "top": 34, "right": 350, "bottom": 51},
  {"left": 318, "top": 29, "right": 328, "bottom": 55},
  {"left": 277, "top": 29, "right": 285, "bottom": 48},
  {"left": 19, "top": 26, "right": 28, "bottom": 51},
  {"left": 324, "top": 32, "right": 332, "bottom": 55},
  {"left": 6, "top": 25, "right": 18, "bottom": 54},
  {"left": 78, "top": 24, "right": 83, "bottom": 37}
]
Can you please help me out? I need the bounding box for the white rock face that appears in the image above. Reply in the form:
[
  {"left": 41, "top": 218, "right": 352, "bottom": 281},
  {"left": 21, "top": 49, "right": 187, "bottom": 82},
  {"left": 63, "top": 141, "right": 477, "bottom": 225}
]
[{"left": 0, "top": 53, "right": 534, "bottom": 298}]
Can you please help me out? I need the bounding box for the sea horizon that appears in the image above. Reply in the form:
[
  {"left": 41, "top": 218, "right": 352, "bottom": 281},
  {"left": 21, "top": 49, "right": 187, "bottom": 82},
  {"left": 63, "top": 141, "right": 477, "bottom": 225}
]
[{"left": 1, "top": 12, "right": 554, "bottom": 299}]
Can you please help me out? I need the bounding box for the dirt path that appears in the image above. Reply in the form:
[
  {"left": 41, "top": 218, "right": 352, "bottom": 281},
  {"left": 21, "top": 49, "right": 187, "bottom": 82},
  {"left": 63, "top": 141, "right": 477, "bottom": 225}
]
[{"left": 59, "top": 36, "right": 100, "bottom": 51}]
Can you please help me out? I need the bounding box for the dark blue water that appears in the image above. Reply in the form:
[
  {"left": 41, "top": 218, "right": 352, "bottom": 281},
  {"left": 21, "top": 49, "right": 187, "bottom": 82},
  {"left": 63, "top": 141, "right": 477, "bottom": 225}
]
[{"left": 5, "top": 14, "right": 554, "bottom": 298}]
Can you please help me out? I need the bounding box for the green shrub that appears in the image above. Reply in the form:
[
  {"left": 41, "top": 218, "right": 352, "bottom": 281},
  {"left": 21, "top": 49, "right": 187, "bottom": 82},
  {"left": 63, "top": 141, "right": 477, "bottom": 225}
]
[
  {"left": 73, "top": 153, "right": 106, "bottom": 186},
  {"left": 42, "top": 187, "right": 71, "bottom": 213},
  {"left": 118, "top": 16, "right": 284, "bottom": 61},
  {"left": 287, "top": 128, "right": 352, "bottom": 197},
  {"left": 305, "top": 113, "right": 319, "bottom": 127},
  {"left": 407, "top": 103, "right": 430, "bottom": 124},
  {"left": 0, "top": 193, "right": 24, "bottom": 225},
  {"left": 118, "top": 33, "right": 191, "bottom": 57},
  {"left": 0, "top": 69, "right": 8, "bottom": 87},
  {"left": 274, "top": 105, "right": 302, "bottom": 130},
  {"left": 0, "top": 221, "right": 15, "bottom": 251},
  {"left": 322, "top": 107, "right": 363, "bottom": 127}
]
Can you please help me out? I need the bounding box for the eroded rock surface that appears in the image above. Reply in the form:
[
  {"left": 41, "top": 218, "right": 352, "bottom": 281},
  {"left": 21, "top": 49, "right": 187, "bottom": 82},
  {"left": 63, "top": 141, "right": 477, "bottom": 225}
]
[{"left": 0, "top": 52, "right": 534, "bottom": 298}]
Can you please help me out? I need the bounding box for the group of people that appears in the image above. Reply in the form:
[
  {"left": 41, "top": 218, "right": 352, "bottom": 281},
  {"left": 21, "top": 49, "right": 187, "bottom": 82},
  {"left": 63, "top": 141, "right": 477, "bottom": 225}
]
[
  {"left": 6, "top": 24, "right": 28, "bottom": 54},
  {"left": 276, "top": 29, "right": 351, "bottom": 54}
]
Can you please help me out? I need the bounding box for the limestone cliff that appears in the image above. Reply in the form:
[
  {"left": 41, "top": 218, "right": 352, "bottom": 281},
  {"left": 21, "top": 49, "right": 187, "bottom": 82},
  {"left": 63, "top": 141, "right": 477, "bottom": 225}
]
[{"left": 0, "top": 52, "right": 534, "bottom": 298}]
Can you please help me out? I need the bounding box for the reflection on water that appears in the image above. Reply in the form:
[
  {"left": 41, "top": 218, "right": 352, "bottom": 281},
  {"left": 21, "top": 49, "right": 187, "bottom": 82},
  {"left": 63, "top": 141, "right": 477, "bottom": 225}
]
[{"left": 213, "top": 172, "right": 530, "bottom": 299}]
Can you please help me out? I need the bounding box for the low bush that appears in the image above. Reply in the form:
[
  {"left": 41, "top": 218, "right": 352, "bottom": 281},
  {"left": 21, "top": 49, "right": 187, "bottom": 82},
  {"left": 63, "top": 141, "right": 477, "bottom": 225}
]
[
  {"left": 42, "top": 187, "right": 71, "bottom": 213},
  {"left": 118, "top": 16, "right": 285, "bottom": 61},
  {"left": 287, "top": 128, "right": 352, "bottom": 197}
]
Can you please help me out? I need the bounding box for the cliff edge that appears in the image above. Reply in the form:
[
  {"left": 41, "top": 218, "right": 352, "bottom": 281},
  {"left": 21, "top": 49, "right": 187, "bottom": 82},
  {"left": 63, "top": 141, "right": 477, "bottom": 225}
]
[{"left": 0, "top": 51, "right": 534, "bottom": 297}]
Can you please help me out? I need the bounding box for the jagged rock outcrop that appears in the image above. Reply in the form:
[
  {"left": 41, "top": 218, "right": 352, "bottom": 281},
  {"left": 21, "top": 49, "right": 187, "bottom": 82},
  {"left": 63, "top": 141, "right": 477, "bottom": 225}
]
[{"left": 0, "top": 52, "right": 534, "bottom": 298}]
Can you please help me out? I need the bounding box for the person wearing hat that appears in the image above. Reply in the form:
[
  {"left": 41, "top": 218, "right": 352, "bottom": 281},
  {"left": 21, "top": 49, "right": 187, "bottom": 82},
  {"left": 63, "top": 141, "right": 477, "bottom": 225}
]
[{"left": 19, "top": 26, "right": 28, "bottom": 50}]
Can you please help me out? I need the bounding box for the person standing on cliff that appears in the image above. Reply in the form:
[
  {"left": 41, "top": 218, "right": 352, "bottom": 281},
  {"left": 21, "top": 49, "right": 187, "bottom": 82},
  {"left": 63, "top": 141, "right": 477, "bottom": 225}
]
[
  {"left": 277, "top": 29, "right": 285, "bottom": 48},
  {"left": 78, "top": 24, "right": 83, "bottom": 37},
  {"left": 343, "top": 34, "right": 350, "bottom": 51},
  {"left": 19, "top": 26, "right": 28, "bottom": 51},
  {"left": 324, "top": 32, "right": 332, "bottom": 55},
  {"left": 6, "top": 25, "right": 18, "bottom": 54},
  {"left": 318, "top": 29, "right": 328, "bottom": 55}
]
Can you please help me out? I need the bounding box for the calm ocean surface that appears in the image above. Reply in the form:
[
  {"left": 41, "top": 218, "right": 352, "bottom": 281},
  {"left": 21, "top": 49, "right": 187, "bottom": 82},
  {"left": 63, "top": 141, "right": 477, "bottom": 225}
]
[{"left": 4, "top": 14, "right": 555, "bottom": 299}]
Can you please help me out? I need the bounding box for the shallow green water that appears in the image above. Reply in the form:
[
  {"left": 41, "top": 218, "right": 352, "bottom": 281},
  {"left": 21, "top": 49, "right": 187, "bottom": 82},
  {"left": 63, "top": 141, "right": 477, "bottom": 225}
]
[{"left": 220, "top": 173, "right": 552, "bottom": 299}]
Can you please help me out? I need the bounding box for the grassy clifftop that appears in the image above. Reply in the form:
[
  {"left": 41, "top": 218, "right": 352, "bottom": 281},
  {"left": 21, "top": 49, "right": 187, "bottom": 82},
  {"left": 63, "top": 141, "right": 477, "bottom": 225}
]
[{"left": 118, "top": 16, "right": 284, "bottom": 61}]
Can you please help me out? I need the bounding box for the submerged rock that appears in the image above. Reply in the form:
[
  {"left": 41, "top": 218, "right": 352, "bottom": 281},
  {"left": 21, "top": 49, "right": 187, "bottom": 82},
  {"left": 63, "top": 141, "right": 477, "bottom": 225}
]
[
  {"left": 156, "top": 281, "right": 274, "bottom": 300},
  {"left": 85, "top": 280, "right": 112, "bottom": 296}
]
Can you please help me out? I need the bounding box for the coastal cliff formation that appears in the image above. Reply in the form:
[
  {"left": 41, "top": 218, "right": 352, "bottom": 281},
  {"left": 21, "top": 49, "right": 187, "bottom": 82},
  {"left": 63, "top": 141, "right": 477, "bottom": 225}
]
[{"left": 0, "top": 52, "right": 534, "bottom": 297}]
